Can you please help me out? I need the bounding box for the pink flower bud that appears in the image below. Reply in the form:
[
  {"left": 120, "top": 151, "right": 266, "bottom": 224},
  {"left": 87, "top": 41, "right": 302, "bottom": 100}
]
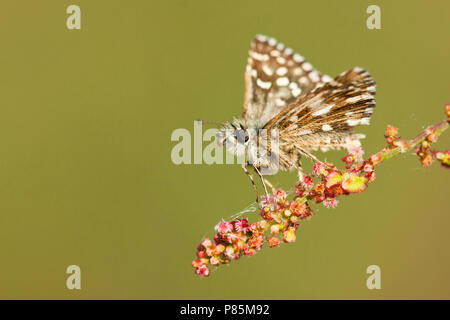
[
  {"left": 192, "top": 258, "right": 208, "bottom": 268},
  {"left": 323, "top": 198, "right": 339, "bottom": 208},
  {"left": 201, "top": 238, "right": 213, "bottom": 249},
  {"left": 421, "top": 154, "right": 433, "bottom": 166},
  {"left": 312, "top": 162, "right": 327, "bottom": 176},
  {"left": 274, "top": 189, "right": 287, "bottom": 202},
  {"left": 257, "top": 220, "right": 268, "bottom": 230},
  {"left": 224, "top": 246, "right": 235, "bottom": 259},
  {"left": 233, "top": 219, "right": 249, "bottom": 232},
  {"left": 267, "top": 237, "right": 281, "bottom": 248},
  {"left": 301, "top": 175, "right": 314, "bottom": 189},
  {"left": 386, "top": 125, "right": 398, "bottom": 137},
  {"left": 195, "top": 265, "right": 210, "bottom": 277},
  {"left": 283, "top": 228, "right": 297, "bottom": 243},
  {"left": 215, "top": 221, "right": 233, "bottom": 234},
  {"left": 243, "top": 244, "right": 256, "bottom": 256},
  {"left": 363, "top": 163, "right": 374, "bottom": 173},
  {"left": 270, "top": 224, "right": 280, "bottom": 234},
  {"left": 209, "top": 256, "right": 220, "bottom": 266},
  {"left": 427, "top": 133, "right": 438, "bottom": 142},
  {"left": 294, "top": 184, "right": 306, "bottom": 196}
]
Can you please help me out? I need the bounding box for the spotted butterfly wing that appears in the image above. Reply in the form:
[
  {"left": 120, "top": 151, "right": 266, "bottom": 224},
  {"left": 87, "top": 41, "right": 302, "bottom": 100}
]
[{"left": 243, "top": 35, "right": 333, "bottom": 124}]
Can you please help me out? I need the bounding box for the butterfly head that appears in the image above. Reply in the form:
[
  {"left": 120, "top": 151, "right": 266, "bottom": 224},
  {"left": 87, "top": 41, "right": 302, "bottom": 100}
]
[{"left": 216, "top": 119, "right": 250, "bottom": 151}]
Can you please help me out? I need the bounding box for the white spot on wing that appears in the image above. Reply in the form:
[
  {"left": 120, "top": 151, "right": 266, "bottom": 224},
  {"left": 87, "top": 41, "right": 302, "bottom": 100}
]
[
  {"left": 262, "top": 65, "right": 274, "bottom": 76},
  {"left": 322, "top": 75, "right": 333, "bottom": 82},
  {"left": 299, "top": 77, "right": 309, "bottom": 85},
  {"left": 346, "top": 94, "right": 373, "bottom": 104},
  {"left": 256, "top": 34, "right": 267, "bottom": 42},
  {"left": 276, "top": 67, "right": 288, "bottom": 76},
  {"left": 309, "top": 100, "right": 323, "bottom": 109},
  {"left": 346, "top": 96, "right": 360, "bottom": 103},
  {"left": 298, "top": 129, "right": 312, "bottom": 136},
  {"left": 292, "top": 87, "right": 302, "bottom": 97},
  {"left": 346, "top": 117, "right": 370, "bottom": 126},
  {"left": 250, "top": 51, "right": 269, "bottom": 61},
  {"left": 302, "top": 62, "right": 313, "bottom": 72},
  {"left": 312, "top": 104, "right": 334, "bottom": 116},
  {"left": 277, "top": 57, "right": 286, "bottom": 65},
  {"left": 360, "top": 117, "right": 370, "bottom": 125},
  {"left": 293, "top": 54, "right": 304, "bottom": 63},
  {"left": 347, "top": 119, "right": 360, "bottom": 126},
  {"left": 293, "top": 67, "right": 303, "bottom": 76},
  {"left": 276, "top": 77, "right": 289, "bottom": 86},
  {"left": 270, "top": 50, "right": 280, "bottom": 57},
  {"left": 256, "top": 78, "right": 272, "bottom": 89},
  {"left": 322, "top": 124, "right": 333, "bottom": 131},
  {"left": 309, "top": 71, "right": 320, "bottom": 82},
  {"left": 275, "top": 98, "right": 286, "bottom": 107}
]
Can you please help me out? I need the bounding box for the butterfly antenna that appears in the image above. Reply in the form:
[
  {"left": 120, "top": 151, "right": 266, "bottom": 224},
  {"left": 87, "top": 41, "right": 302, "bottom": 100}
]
[{"left": 196, "top": 120, "right": 228, "bottom": 126}]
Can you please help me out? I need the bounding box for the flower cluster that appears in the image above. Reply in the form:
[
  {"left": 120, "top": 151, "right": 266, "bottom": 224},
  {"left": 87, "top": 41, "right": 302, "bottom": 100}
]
[
  {"left": 415, "top": 104, "right": 450, "bottom": 168},
  {"left": 295, "top": 155, "right": 373, "bottom": 209},
  {"left": 416, "top": 128, "right": 439, "bottom": 166},
  {"left": 192, "top": 105, "right": 449, "bottom": 277},
  {"left": 192, "top": 191, "right": 313, "bottom": 277}
]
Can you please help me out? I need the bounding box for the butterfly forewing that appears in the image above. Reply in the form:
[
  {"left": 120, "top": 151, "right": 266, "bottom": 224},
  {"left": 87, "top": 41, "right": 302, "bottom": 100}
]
[{"left": 243, "top": 35, "right": 333, "bottom": 124}]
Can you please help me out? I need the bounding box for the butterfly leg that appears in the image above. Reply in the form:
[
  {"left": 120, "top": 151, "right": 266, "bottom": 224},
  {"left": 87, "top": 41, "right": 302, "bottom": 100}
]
[
  {"left": 253, "top": 166, "right": 270, "bottom": 201},
  {"left": 263, "top": 177, "right": 276, "bottom": 195},
  {"left": 298, "top": 148, "right": 337, "bottom": 172},
  {"left": 297, "top": 168, "right": 306, "bottom": 183},
  {"left": 296, "top": 156, "right": 305, "bottom": 183},
  {"left": 298, "top": 147, "right": 324, "bottom": 165},
  {"left": 242, "top": 164, "right": 259, "bottom": 203}
]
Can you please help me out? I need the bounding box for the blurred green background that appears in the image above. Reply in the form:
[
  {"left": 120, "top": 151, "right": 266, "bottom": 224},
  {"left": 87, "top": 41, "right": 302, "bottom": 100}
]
[{"left": 0, "top": 0, "right": 449, "bottom": 299}]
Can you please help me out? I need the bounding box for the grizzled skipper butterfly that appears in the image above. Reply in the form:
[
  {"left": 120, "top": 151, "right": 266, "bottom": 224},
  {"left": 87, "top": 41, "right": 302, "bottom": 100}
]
[{"left": 213, "top": 35, "right": 376, "bottom": 202}]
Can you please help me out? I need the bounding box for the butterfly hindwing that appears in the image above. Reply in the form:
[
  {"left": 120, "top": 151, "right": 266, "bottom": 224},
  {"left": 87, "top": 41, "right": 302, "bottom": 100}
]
[{"left": 263, "top": 67, "right": 376, "bottom": 150}]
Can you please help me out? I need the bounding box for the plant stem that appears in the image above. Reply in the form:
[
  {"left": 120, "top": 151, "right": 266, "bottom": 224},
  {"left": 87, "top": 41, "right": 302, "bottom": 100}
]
[{"left": 373, "top": 119, "right": 449, "bottom": 164}]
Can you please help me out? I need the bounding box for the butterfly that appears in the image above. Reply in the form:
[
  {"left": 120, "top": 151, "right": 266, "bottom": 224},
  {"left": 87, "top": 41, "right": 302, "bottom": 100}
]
[{"left": 214, "top": 35, "right": 376, "bottom": 202}]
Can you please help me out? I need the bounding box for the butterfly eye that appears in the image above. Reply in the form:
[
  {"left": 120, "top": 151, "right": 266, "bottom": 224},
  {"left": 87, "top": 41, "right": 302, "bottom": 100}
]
[{"left": 234, "top": 129, "right": 249, "bottom": 144}]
